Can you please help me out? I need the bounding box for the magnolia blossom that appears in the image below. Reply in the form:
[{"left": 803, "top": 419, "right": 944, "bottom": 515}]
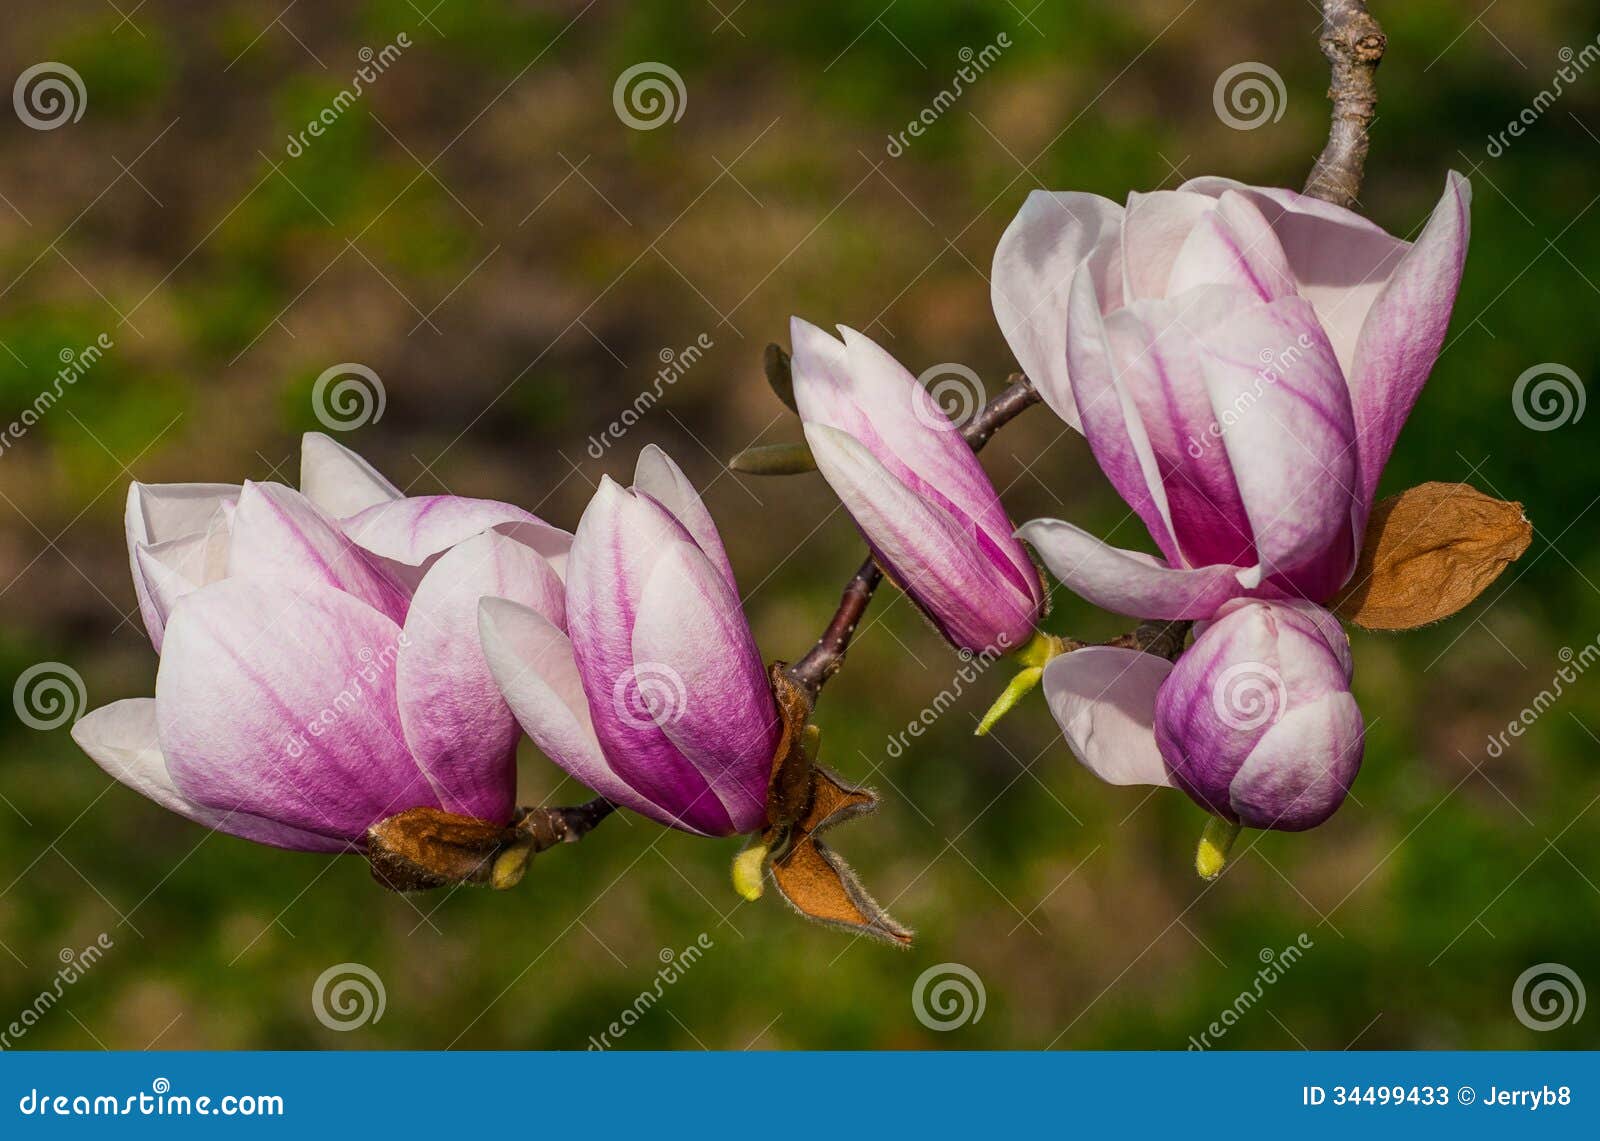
[
  {"left": 72, "top": 434, "right": 570, "bottom": 850},
  {"left": 480, "top": 447, "right": 777, "bottom": 837},
  {"left": 995, "top": 173, "right": 1471, "bottom": 617},
  {"left": 789, "top": 318, "right": 1044, "bottom": 654},
  {"left": 1043, "top": 599, "right": 1362, "bottom": 831}
]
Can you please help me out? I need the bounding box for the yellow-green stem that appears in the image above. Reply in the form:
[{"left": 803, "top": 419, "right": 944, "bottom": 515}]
[
  {"left": 731, "top": 842, "right": 769, "bottom": 901},
  {"left": 975, "top": 666, "right": 1043, "bottom": 736},
  {"left": 1195, "top": 817, "right": 1242, "bottom": 881},
  {"left": 975, "top": 631, "right": 1068, "bottom": 736}
]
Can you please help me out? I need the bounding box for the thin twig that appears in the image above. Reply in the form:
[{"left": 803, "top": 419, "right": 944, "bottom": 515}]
[
  {"left": 516, "top": 797, "right": 617, "bottom": 847},
  {"left": 1302, "top": 0, "right": 1386, "bottom": 207}
]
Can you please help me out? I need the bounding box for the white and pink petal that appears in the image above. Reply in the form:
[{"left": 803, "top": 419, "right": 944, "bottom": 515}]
[{"left": 155, "top": 579, "right": 437, "bottom": 842}]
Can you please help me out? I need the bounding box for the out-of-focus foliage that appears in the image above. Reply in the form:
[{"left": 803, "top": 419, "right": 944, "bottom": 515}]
[{"left": 0, "top": 0, "right": 1596, "bottom": 1049}]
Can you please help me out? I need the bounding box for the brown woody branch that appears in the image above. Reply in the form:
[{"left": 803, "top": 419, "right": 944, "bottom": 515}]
[{"left": 1302, "top": 0, "right": 1386, "bottom": 208}]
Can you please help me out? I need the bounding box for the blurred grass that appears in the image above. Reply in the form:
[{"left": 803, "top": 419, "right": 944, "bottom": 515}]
[{"left": 1, "top": 0, "right": 1598, "bottom": 1049}]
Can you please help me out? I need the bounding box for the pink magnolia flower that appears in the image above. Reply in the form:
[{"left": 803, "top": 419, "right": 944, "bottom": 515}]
[
  {"left": 480, "top": 447, "right": 778, "bottom": 837},
  {"left": 994, "top": 173, "right": 1471, "bottom": 618},
  {"left": 789, "top": 318, "right": 1045, "bottom": 654},
  {"left": 1044, "top": 598, "right": 1363, "bottom": 831},
  {"left": 72, "top": 434, "right": 570, "bottom": 850}
]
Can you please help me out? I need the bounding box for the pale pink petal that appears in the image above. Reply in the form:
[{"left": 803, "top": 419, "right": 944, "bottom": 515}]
[
  {"left": 631, "top": 444, "right": 736, "bottom": 590},
  {"left": 805, "top": 424, "right": 1039, "bottom": 651},
  {"left": 1017, "top": 517, "right": 1260, "bottom": 620},
  {"left": 155, "top": 580, "right": 438, "bottom": 842},
  {"left": 631, "top": 540, "right": 778, "bottom": 834},
  {"left": 125, "top": 481, "right": 239, "bottom": 549},
  {"left": 990, "top": 190, "right": 1123, "bottom": 429},
  {"left": 564, "top": 477, "right": 739, "bottom": 834},
  {"left": 72, "top": 699, "right": 345, "bottom": 852},
  {"left": 226, "top": 481, "right": 409, "bottom": 624},
  {"left": 341, "top": 494, "right": 573, "bottom": 587},
  {"left": 478, "top": 595, "right": 700, "bottom": 833},
  {"left": 1119, "top": 190, "right": 1216, "bottom": 300},
  {"left": 1042, "top": 647, "right": 1174, "bottom": 787},
  {"left": 1179, "top": 176, "right": 1407, "bottom": 377},
  {"left": 1348, "top": 171, "right": 1472, "bottom": 501},
  {"left": 397, "top": 531, "right": 565, "bottom": 823},
  {"left": 1166, "top": 190, "right": 1297, "bottom": 301},
  {"left": 789, "top": 322, "right": 984, "bottom": 524},
  {"left": 1102, "top": 286, "right": 1259, "bottom": 568},
  {"left": 131, "top": 512, "right": 231, "bottom": 652},
  {"left": 1199, "top": 296, "right": 1360, "bottom": 600},
  {"left": 125, "top": 482, "right": 237, "bottom": 649},
  {"left": 790, "top": 320, "right": 1039, "bottom": 607},
  {"left": 299, "top": 432, "right": 403, "bottom": 518},
  {"left": 1063, "top": 262, "right": 1181, "bottom": 562},
  {"left": 1229, "top": 693, "right": 1364, "bottom": 831}
]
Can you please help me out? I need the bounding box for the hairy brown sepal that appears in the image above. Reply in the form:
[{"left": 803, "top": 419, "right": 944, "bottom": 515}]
[
  {"left": 365, "top": 801, "right": 616, "bottom": 893},
  {"left": 1333, "top": 482, "right": 1532, "bottom": 630},
  {"left": 365, "top": 808, "right": 519, "bottom": 893},
  {"left": 755, "top": 666, "right": 912, "bottom": 946}
]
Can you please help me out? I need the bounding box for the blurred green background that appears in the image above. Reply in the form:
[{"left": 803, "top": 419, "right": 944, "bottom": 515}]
[{"left": 2, "top": 0, "right": 1598, "bottom": 1050}]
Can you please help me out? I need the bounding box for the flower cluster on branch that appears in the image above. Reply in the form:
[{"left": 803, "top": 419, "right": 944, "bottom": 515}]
[{"left": 68, "top": 0, "right": 1530, "bottom": 940}]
